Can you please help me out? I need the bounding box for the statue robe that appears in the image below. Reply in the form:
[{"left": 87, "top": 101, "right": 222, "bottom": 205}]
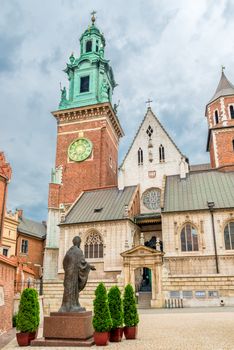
[{"left": 59, "top": 245, "right": 91, "bottom": 312}]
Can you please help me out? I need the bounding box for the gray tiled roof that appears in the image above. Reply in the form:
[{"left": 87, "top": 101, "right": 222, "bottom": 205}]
[
  {"left": 209, "top": 72, "right": 234, "bottom": 103},
  {"left": 163, "top": 171, "right": 234, "bottom": 212},
  {"left": 190, "top": 163, "right": 211, "bottom": 172},
  {"left": 18, "top": 217, "right": 46, "bottom": 239},
  {"left": 63, "top": 186, "right": 137, "bottom": 224}
]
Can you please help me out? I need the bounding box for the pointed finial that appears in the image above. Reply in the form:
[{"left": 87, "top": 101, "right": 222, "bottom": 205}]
[
  {"left": 91, "top": 10, "right": 97, "bottom": 25},
  {"left": 222, "top": 65, "right": 225, "bottom": 73},
  {"left": 145, "top": 98, "right": 153, "bottom": 108}
]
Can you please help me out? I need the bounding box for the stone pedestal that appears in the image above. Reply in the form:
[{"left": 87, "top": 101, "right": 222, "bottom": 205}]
[{"left": 31, "top": 311, "right": 94, "bottom": 347}]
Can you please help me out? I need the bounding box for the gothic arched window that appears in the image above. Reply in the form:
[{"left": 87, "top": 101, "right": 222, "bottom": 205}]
[
  {"left": 230, "top": 105, "right": 234, "bottom": 119},
  {"left": 159, "top": 144, "right": 165, "bottom": 162},
  {"left": 224, "top": 221, "right": 234, "bottom": 250},
  {"left": 138, "top": 148, "right": 143, "bottom": 165},
  {"left": 232, "top": 139, "right": 234, "bottom": 151},
  {"left": 181, "top": 224, "right": 198, "bottom": 251},
  {"left": 214, "top": 110, "right": 219, "bottom": 124},
  {"left": 84, "top": 231, "right": 103, "bottom": 258},
  {"left": 86, "top": 40, "right": 92, "bottom": 53}
]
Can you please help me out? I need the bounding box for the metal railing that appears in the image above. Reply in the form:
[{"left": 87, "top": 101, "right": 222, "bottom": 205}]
[{"left": 164, "top": 298, "right": 183, "bottom": 308}]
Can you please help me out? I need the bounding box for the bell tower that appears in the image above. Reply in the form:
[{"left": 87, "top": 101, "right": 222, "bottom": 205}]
[
  {"left": 205, "top": 68, "right": 234, "bottom": 171},
  {"left": 44, "top": 13, "right": 124, "bottom": 280}
]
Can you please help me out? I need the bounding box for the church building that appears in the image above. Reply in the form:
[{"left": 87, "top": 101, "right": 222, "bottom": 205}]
[{"left": 43, "top": 14, "right": 234, "bottom": 310}]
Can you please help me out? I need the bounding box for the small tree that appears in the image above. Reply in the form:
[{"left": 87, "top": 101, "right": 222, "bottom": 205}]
[
  {"left": 93, "top": 282, "right": 112, "bottom": 332},
  {"left": 108, "top": 286, "right": 123, "bottom": 329},
  {"left": 17, "top": 288, "right": 40, "bottom": 333},
  {"left": 123, "top": 284, "right": 139, "bottom": 327}
]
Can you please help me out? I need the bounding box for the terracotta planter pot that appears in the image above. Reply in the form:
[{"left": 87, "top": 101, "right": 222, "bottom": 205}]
[
  {"left": 109, "top": 328, "right": 122, "bottom": 342},
  {"left": 16, "top": 332, "right": 31, "bottom": 346},
  {"left": 28, "top": 330, "right": 38, "bottom": 342},
  {"left": 124, "top": 326, "right": 138, "bottom": 339},
  {"left": 120, "top": 327, "right": 124, "bottom": 338},
  {"left": 16, "top": 330, "right": 38, "bottom": 346},
  {"left": 94, "top": 331, "right": 109, "bottom": 346}
]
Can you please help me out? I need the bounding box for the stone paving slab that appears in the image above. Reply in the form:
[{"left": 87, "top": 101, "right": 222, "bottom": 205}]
[{"left": 2, "top": 309, "right": 234, "bottom": 350}]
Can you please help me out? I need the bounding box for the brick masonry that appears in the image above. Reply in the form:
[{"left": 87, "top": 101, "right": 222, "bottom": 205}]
[
  {"left": 206, "top": 96, "right": 234, "bottom": 169},
  {"left": 0, "top": 256, "right": 16, "bottom": 333}
]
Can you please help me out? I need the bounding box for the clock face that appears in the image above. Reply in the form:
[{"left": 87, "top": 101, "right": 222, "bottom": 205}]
[
  {"left": 68, "top": 138, "right": 93, "bottom": 162},
  {"left": 142, "top": 188, "right": 161, "bottom": 210}
]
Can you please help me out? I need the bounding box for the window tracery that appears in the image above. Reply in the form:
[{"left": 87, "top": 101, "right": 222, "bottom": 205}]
[{"left": 84, "top": 231, "right": 103, "bottom": 258}]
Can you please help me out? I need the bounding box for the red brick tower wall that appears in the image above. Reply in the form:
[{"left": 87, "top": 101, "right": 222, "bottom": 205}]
[
  {"left": 48, "top": 103, "right": 121, "bottom": 208},
  {"left": 206, "top": 96, "right": 234, "bottom": 170}
]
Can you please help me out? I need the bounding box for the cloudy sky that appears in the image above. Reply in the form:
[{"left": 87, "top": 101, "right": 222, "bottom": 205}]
[{"left": 1, "top": 0, "right": 234, "bottom": 221}]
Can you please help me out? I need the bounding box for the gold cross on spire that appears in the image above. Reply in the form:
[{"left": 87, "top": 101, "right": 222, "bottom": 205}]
[
  {"left": 145, "top": 98, "right": 153, "bottom": 108},
  {"left": 91, "top": 10, "right": 97, "bottom": 24}
]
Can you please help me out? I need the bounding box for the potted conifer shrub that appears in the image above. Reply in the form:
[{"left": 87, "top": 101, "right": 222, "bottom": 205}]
[
  {"left": 93, "top": 282, "right": 112, "bottom": 346},
  {"left": 123, "top": 284, "right": 139, "bottom": 339},
  {"left": 16, "top": 288, "right": 40, "bottom": 346},
  {"left": 108, "top": 286, "right": 123, "bottom": 342}
]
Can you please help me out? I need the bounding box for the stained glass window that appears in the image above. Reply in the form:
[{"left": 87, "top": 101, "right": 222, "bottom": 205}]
[{"left": 181, "top": 224, "right": 198, "bottom": 251}]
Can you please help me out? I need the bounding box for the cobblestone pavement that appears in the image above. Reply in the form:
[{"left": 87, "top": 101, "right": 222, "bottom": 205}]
[{"left": 2, "top": 308, "right": 234, "bottom": 350}]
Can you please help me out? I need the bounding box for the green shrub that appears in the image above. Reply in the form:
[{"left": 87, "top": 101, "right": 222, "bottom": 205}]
[
  {"left": 17, "top": 288, "right": 40, "bottom": 333},
  {"left": 123, "top": 284, "right": 139, "bottom": 327},
  {"left": 108, "top": 286, "right": 123, "bottom": 329},
  {"left": 93, "top": 282, "right": 112, "bottom": 332}
]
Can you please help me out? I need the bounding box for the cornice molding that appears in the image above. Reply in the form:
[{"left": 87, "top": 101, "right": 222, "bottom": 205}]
[{"left": 52, "top": 102, "right": 124, "bottom": 139}]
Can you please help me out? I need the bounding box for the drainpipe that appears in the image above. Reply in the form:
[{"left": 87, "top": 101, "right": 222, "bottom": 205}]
[{"left": 207, "top": 201, "right": 219, "bottom": 274}]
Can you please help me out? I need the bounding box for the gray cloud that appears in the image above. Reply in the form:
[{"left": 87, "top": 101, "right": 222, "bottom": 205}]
[{"left": 0, "top": 0, "right": 234, "bottom": 221}]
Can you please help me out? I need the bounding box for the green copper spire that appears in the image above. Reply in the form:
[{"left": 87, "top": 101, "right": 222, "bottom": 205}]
[{"left": 59, "top": 12, "right": 117, "bottom": 110}]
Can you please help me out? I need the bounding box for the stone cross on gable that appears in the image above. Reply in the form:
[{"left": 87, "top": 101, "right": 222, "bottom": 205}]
[{"left": 145, "top": 98, "right": 153, "bottom": 108}]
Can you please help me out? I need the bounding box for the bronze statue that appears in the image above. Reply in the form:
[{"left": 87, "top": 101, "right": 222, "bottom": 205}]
[{"left": 59, "top": 236, "right": 96, "bottom": 313}]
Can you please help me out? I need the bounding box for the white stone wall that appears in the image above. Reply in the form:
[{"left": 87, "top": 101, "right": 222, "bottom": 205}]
[
  {"left": 58, "top": 219, "right": 139, "bottom": 278},
  {"left": 43, "top": 208, "right": 61, "bottom": 280},
  {"left": 162, "top": 209, "right": 234, "bottom": 275},
  {"left": 118, "top": 108, "right": 184, "bottom": 213}
]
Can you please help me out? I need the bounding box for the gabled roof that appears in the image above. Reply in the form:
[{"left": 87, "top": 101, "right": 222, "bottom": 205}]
[
  {"left": 18, "top": 217, "right": 46, "bottom": 239},
  {"left": 62, "top": 186, "right": 137, "bottom": 225},
  {"left": 163, "top": 171, "right": 234, "bottom": 212},
  {"left": 119, "top": 107, "right": 185, "bottom": 169},
  {"left": 209, "top": 71, "right": 234, "bottom": 104}
]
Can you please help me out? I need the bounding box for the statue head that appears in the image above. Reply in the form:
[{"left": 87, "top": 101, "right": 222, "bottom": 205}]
[{"left": 72, "top": 236, "right": 81, "bottom": 247}]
